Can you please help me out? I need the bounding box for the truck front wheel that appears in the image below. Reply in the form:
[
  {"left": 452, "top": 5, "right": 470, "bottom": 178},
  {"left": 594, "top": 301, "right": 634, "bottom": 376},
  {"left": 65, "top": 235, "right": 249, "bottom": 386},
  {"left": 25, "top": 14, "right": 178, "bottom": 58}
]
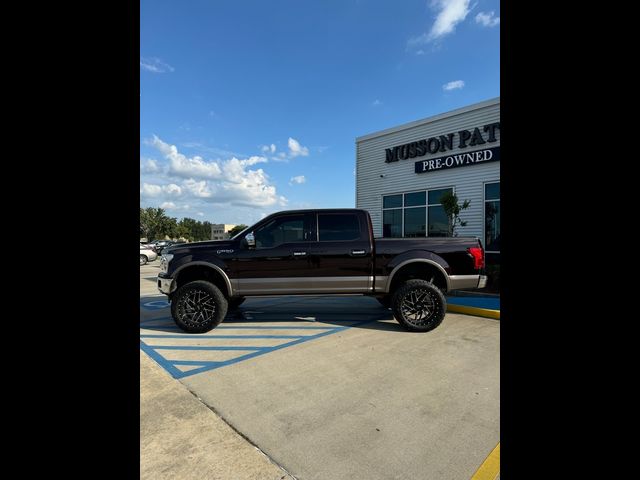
[
  {"left": 171, "top": 280, "right": 228, "bottom": 333},
  {"left": 391, "top": 279, "right": 446, "bottom": 332}
]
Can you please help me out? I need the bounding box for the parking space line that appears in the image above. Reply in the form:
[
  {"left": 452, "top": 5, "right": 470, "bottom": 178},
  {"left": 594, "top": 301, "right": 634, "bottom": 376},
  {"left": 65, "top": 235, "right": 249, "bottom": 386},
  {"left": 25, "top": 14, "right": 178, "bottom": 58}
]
[
  {"left": 470, "top": 442, "right": 500, "bottom": 480},
  {"left": 218, "top": 325, "right": 336, "bottom": 330},
  {"left": 139, "top": 341, "right": 186, "bottom": 378},
  {"left": 141, "top": 334, "right": 309, "bottom": 339},
  {"left": 140, "top": 318, "right": 380, "bottom": 379},
  {"left": 152, "top": 345, "right": 265, "bottom": 351}
]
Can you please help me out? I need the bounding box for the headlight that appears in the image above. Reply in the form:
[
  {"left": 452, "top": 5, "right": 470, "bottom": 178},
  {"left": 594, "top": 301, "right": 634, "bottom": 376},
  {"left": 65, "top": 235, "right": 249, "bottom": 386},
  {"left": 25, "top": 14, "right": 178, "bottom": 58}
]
[{"left": 160, "top": 253, "right": 174, "bottom": 272}]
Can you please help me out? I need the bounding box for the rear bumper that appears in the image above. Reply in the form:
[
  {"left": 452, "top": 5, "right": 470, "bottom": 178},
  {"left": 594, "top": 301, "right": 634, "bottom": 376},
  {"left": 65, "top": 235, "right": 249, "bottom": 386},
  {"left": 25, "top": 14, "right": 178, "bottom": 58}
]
[{"left": 449, "top": 274, "right": 488, "bottom": 291}]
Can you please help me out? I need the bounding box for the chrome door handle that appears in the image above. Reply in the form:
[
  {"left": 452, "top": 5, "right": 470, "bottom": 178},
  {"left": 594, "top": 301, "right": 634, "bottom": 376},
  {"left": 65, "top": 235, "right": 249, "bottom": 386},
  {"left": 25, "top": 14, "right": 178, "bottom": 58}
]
[
  {"left": 351, "top": 249, "right": 366, "bottom": 255},
  {"left": 293, "top": 251, "right": 308, "bottom": 256}
]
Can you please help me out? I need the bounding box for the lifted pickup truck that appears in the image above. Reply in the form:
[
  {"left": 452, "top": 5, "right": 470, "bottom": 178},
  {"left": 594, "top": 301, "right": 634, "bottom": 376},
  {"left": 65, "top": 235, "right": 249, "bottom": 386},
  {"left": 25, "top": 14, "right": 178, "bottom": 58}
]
[{"left": 157, "top": 209, "right": 487, "bottom": 333}]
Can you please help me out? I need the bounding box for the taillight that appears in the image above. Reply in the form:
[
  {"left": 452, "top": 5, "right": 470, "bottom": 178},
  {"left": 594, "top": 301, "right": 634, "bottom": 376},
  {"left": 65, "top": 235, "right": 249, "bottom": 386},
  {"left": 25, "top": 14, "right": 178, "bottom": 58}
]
[{"left": 468, "top": 246, "right": 484, "bottom": 270}]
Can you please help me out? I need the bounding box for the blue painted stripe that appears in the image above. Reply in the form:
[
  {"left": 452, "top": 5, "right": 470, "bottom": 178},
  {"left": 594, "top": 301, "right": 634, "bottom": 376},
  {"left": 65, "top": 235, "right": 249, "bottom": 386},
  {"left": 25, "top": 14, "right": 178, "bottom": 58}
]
[
  {"left": 139, "top": 324, "right": 340, "bottom": 332},
  {"left": 216, "top": 325, "right": 336, "bottom": 330},
  {"left": 140, "top": 325, "right": 181, "bottom": 331},
  {"left": 139, "top": 316, "right": 173, "bottom": 324},
  {"left": 446, "top": 296, "right": 500, "bottom": 310},
  {"left": 139, "top": 340, "right": 185, "bottom": 378},
  {"left": 151, "top": 345, "right": 267, "bottom": 351},
  {"left": 173, "top": 326, "right": 350, "bottom": 377},
  {"left": 140, "top": 334, "right": 307, "bottom": 339},
  {"left": 171, "top": 360, "right": 223, "bottom": 365},
  {"left": 142, "top": 316, "right": 387, "bottom": 379}
]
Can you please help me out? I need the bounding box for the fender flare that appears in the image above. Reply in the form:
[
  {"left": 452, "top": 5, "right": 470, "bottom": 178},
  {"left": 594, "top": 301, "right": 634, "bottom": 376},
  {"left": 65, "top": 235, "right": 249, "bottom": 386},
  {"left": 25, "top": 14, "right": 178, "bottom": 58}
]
[
  {"left": 385, "top": 257, "right": 450, "bottom": 293},
  {"left": 173, "top": 261, "right": 234, "bottom": 297}
]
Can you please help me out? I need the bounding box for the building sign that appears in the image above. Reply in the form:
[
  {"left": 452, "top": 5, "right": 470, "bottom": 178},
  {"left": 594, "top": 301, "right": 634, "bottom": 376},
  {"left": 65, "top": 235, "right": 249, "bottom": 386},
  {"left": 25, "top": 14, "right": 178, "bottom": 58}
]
[
  {"left": 415, "top": 146, "right": 500, "bottom": 174},
  {"left": 385, "top": 122, "right": 500, "bottom": 163}
]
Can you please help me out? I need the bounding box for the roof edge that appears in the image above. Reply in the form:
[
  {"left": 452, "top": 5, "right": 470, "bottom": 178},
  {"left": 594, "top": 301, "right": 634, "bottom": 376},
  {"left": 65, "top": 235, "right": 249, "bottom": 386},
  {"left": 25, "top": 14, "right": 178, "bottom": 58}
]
[{"left": 356, "top": 96, "right": 500, "bottom": 143}]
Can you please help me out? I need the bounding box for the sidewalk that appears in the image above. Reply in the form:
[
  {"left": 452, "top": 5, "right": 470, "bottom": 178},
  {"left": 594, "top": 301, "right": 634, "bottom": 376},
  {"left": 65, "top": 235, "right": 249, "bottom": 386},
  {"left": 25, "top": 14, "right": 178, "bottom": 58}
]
[{"left": 141, "top": 350, "right": 295, "bottom": 480}]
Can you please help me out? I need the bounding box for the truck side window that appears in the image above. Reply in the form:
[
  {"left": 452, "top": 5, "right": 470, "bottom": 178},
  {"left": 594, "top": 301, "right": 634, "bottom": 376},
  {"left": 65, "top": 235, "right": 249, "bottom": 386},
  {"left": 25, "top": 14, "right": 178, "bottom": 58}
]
[
  {"left": 318, "top": 214, "right": 360, "bottom": 241},
  {"left": 254, "top": 215, "right": 308, "bottom": 248}
]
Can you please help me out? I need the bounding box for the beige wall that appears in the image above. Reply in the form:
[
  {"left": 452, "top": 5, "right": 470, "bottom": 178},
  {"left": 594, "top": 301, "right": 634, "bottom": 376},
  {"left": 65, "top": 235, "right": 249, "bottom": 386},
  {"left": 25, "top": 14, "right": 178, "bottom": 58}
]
[{"left": 211, "top": 224, "right": 237, "bottom": 240}]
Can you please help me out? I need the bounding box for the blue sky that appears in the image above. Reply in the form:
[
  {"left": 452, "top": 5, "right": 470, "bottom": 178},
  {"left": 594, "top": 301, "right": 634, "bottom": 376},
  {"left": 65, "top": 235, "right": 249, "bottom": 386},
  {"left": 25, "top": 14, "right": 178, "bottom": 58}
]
[{"left": 140, "top": 0, "right": 500, "bottom": 226}]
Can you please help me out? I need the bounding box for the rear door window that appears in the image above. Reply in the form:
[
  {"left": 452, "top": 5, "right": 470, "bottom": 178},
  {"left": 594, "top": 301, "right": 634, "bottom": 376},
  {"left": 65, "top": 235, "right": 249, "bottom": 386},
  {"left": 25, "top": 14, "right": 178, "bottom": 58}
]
[{"left": 318, "top": 213, "right": 361, "bottom": 241}]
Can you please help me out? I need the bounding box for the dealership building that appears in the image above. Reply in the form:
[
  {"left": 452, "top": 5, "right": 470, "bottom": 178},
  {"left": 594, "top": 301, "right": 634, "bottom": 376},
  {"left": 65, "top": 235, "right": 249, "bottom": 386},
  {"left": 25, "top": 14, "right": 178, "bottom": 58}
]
[{"left": 356, "top": 97, "right": 500, "bottom": 265}]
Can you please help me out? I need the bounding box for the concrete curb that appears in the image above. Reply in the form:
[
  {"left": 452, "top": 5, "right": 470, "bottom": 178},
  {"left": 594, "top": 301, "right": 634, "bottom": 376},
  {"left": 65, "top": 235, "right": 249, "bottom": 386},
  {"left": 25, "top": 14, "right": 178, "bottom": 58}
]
[{"left": 447, "top": 304, "right": 500, "bottom": 320}]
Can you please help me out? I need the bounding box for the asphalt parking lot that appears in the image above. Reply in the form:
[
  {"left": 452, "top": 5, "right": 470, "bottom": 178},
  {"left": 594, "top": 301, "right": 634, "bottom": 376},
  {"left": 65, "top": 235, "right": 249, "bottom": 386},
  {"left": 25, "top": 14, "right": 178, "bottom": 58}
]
[{"left": 140, "top": 260, "right": 500, "bottom": 479}]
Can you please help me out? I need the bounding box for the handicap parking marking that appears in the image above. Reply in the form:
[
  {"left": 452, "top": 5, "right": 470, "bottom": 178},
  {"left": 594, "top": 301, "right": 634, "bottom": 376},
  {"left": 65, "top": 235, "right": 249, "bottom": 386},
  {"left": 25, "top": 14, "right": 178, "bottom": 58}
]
[
  {"left": 141, "top": 299, "right": 170, "bottom": 310},
  {"left": 140, "top": 318, "right": 379, "bottom": 379}
]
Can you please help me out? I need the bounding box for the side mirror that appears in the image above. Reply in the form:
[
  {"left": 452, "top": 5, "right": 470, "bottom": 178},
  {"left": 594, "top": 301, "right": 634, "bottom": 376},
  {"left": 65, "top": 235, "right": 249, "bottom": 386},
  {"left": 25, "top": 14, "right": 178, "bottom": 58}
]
[{"left": 245, "top": 232, "right": 256, "bottom": 249}]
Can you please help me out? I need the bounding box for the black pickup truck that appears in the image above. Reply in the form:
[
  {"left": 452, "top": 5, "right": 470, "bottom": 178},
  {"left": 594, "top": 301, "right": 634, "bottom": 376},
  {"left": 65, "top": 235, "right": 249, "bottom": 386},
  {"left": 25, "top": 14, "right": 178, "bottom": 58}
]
[{"left": 157, "top": 208, "right": 487, "bottom": 333}]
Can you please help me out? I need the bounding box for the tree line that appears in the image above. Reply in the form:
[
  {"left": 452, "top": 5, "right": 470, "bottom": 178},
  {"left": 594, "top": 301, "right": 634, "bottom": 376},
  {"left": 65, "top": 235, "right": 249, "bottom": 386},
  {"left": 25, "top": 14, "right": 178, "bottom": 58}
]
[{"left": 140, "top": 207, "right": 247, "bottom": 242}]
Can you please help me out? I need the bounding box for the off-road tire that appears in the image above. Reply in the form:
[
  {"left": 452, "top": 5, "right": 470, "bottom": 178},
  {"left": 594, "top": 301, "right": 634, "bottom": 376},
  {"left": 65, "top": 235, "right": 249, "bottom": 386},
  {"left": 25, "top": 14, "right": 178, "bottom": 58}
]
[
  {"left": 171, "top": 280, "right": 228, "bottom": 333},
  {"left": 391, "top": 279, "right": 446, "bottom": 332}
]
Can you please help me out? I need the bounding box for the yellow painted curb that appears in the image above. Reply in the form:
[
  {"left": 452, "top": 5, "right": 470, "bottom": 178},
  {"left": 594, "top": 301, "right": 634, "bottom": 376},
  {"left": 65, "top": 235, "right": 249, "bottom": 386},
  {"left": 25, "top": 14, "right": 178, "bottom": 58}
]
[
  {"left": 471, "top": 442, "right": 500, "bottom": 480},
  {"left": 447, "top": 304, "right": 500, "bottom": 319}
]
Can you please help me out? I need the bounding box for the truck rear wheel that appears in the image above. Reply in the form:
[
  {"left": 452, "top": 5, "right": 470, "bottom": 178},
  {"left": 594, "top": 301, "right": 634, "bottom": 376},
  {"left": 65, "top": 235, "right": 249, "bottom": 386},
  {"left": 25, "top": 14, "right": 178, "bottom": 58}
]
[
  {"left": 171, "top": 280, "right": 228, "bottom": 333},
  {"left": 391, "top": 279, "right": 446, "bottom": 332}
]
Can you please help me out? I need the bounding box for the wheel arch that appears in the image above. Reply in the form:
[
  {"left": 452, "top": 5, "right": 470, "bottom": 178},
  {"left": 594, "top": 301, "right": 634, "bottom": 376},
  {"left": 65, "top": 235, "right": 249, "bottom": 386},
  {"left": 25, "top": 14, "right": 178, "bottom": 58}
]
[
  {"left": 386, "top": 259, "right": 450, "bottom": 294},
  {"left": 173, "top": 262, "right": 233, "bottom": 298}
]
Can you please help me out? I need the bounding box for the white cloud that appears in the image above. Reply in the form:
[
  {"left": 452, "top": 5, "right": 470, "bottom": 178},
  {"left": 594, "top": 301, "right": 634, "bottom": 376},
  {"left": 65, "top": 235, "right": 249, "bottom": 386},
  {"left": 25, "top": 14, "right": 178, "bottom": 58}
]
[
  {"left": 288, "top": 137, "right": 309, "bottom": 158},
  {"left": 372, "top": 99, "right": 382, "bottom": 106},
  {"left": 140, "top": 183, "right": 162, "bottom": 197},
  {"left": 160, "top": 201, "right": 176, "bottom": 209},
  {"left": 163, "top": 183, "right": 183, "bottom": 196},
  {"left": 140, "top": 57, "right": 175, "bottom": 73},
  {"left": 197, "top": 212, "right": 205, "bottom": 217},
  {"left": 261, "top": 138, "right": 309, "bottom": 161},
  {"left": 151, "top": 135, "right": 223, "bottom": 179},
  {"left": 140, "top": 183, "right": 183, "bottom": 198},
  {"left": 416, "top": 50, "right": 426, "bottom": 55},
  {"left": 146, "top": 136, "right": 286, "bottom": 209},
  {"left": 140, "top": 158, "right": 160, "bottom": 173},
  {"left": 475, "top": 11, "right": 500, "bottom": 27},
  {"left": 443, "top": 80, "right": 465, "bottom": 91},
  {"left": 261, "top": 144, "right": 276, "bottom": 154},
  {"left": 409, "top": 0, "right": 471, "bottom": 46},
  {"left": 289, "top": 175, "right": 306, "bottom": 186}
]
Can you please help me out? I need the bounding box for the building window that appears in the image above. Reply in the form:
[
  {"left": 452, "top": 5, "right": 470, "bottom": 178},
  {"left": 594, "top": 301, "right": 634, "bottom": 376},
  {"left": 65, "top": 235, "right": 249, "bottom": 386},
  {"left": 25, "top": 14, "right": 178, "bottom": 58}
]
[
  {"left": 382, "top": 195, "right": 403, "bottom": 237},
  {"left": 382, "top": 188, "right": 453, "bottom": 238},
  {"left": 427, "top": 188, "right": 451, "bottom": 237},
  {"left": 484, "top": 182, "right": 500, "bottom": 252}
]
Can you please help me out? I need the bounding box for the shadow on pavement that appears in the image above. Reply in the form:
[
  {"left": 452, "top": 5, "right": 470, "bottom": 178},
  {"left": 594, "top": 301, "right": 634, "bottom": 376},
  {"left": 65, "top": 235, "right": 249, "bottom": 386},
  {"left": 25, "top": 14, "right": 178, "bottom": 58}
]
[{"left": 139, "top": 295, "right": 408, "bottom": 333}]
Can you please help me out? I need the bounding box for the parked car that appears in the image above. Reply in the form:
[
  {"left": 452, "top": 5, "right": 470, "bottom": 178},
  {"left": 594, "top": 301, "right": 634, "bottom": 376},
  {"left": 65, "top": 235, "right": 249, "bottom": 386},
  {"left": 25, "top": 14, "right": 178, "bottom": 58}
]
[
  {"left": 140, "top": 245, "right": 158, "bottom": 265},
  {"left": 153, "top": 240, "right": 175, "bottom": 255},
  {"left": 157, "top": 208, "right": 487, "bottom": 333}
]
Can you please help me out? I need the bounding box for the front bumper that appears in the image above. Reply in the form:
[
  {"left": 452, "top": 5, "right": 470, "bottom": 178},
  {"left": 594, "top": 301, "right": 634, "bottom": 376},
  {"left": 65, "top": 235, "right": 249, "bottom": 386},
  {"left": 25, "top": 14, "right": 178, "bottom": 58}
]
[{"left": 157, "top": 274, "right": 176, "bottom": 295}]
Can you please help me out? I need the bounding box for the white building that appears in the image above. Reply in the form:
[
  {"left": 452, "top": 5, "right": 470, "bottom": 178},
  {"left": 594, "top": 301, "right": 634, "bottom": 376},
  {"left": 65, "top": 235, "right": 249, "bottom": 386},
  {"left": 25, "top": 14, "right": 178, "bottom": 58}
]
[
  {"left": 356, "top": 97, "right": 500, "bottom": 265},
  {"left": 211, "top": 224, "right": 238, "bottom": 240}
]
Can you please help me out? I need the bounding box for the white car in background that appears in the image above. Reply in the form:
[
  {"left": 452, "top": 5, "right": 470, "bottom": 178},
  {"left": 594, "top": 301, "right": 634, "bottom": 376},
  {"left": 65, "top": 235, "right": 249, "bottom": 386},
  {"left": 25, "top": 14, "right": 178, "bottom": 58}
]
[{"left": 140, "top": 245, "right": 158, "bottom": 265}]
